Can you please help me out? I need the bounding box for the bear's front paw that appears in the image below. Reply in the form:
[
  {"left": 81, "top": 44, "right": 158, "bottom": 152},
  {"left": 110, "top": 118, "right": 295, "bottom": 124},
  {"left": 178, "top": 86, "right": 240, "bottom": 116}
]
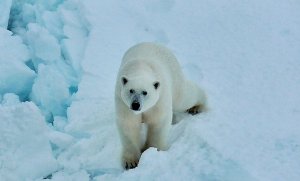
[
  {"left": 124, "top": 159, "right": 138, "bottom": 170},
  {"left": 122, "top": 152, "right": 140, "bottom": 170}
]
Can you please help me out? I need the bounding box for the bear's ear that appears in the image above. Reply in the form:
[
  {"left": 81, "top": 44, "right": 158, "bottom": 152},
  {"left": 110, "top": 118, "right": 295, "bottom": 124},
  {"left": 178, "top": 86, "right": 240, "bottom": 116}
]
[
  {"left": 122, "top": 77, "right": 128, "bottom": 85},
  {"left": 153, "top": 81, "right": 160, "bottom": 90}
]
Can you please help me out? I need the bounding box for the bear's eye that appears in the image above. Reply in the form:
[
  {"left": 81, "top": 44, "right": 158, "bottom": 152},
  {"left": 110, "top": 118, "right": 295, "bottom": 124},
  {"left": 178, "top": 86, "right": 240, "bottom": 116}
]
[
  {"left": 129, "top": 89, "right": 134, "bottom": 94},
  {"left": 153, "top": 82, "right": 160, "bottom": 89},
  {"left": 142, "top": 91, "right": 147, "bottom": 96}
]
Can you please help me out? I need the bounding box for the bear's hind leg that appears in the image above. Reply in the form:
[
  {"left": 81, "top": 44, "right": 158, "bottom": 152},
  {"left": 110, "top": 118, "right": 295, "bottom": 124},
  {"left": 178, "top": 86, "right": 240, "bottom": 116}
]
[
  {"left": 178, "top": 80, "right": 207, "bottom": 115},
  {"left": 186, "top": 104, "right": 206, "bottom": 115}
]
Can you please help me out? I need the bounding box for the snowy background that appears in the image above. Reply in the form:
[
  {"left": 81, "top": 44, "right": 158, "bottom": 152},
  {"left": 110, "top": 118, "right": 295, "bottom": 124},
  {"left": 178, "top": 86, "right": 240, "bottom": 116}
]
[{"left": 0, "top": 0, "right": 300, "bottom": 180}]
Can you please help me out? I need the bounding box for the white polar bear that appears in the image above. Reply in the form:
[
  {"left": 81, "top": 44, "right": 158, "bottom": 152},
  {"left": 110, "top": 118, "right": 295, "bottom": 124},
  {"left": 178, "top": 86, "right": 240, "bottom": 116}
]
[{"left": 115, "top": 42, "right": 207, "bottom": 169}]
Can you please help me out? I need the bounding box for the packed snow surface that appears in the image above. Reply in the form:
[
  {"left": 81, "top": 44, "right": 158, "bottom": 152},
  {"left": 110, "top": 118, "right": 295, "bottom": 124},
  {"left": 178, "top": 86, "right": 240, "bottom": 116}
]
[{"left": 0, "top": 0, "right": 299, "bottom": 181}]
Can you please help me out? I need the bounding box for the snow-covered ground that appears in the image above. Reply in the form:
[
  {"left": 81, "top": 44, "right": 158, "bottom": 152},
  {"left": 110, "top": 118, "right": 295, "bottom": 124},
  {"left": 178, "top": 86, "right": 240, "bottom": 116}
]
[{"left": 0, "top": 0, "right": 300, "bottom": 180}]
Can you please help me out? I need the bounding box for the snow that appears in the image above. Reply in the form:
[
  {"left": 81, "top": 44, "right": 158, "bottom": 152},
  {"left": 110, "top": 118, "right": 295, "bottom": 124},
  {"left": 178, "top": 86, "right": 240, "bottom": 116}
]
[
  {"left": 0, "top": 28, "right": 35, "bottom": 100},
  {"left": 26, "top": 23, "right": 61, "bottom": 65},
  {"left": 0, "top": 0, "right": 12, "bottom": 28},
  {"left": 0, "top": 0, "right": 300, "bottom": 181},
  {"left": 30, "top": 64, "right": 71, "bottom": 119},
  {"left": 0, "top": 99, "right": 59, "bottom": 181}
]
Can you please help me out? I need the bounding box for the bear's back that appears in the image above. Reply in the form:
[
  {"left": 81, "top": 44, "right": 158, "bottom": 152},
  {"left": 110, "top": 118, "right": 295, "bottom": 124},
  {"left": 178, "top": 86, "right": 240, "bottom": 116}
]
[{"left": 121, "top": 42, "right": 183, "bottom": 78}]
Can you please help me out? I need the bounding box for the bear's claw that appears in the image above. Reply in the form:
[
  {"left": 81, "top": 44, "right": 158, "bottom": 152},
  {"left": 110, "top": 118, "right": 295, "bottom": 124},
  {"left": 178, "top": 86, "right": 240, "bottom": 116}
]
[{"left": 125, "top": 161, "right": 138, "bottom": 170}]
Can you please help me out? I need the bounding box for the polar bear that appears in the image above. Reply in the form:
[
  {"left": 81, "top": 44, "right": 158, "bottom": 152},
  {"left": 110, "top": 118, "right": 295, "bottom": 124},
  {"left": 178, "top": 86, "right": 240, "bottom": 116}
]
[{"left": 115, "top": 42, "right": 207, "bottom": 169}]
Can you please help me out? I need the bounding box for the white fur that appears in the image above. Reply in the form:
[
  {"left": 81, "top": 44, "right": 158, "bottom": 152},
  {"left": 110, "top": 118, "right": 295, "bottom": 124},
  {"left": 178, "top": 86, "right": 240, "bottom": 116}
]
[{"left": 115, "top": 42, "right": 207, "bottom": 169}]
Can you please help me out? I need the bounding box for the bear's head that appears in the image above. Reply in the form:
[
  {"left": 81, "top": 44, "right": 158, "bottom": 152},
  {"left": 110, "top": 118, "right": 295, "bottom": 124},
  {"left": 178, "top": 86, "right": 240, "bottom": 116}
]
[{"left": 120, "top": 75, "right": 160, "bottom": 114}]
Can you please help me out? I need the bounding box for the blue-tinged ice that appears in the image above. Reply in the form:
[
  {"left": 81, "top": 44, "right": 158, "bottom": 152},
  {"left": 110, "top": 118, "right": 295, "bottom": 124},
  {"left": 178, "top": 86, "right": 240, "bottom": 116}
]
[
  {"left": 1, "top": 93, "right": 20, "bottom": 106},
  {"left": 0, "top": 0, "right": 12, "bottom": 28},
  {"left": 30, "top": 64, "right": 71, "bottom": 121},
  {"left": 0, "top": 101, "right": 59, "bottom": 181},
  {"left": 0, "top": 28, "right": 36, "bottom": 100},
  {"left": 41, "top": 10, "right": 64, "bottom": 39},
  {"left": 25, "top": 23, "right": 61, "bottom": 67}
]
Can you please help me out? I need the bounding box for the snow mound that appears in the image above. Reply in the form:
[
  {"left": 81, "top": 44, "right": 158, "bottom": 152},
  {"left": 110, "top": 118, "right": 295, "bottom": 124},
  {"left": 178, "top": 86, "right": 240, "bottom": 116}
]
[
  {"left": 0, "top": 99, "right": 58, "bottom": 181},
  {"left": 6, "top": 0, "right": 89, "bottom": 122},
  {"left": 26, "top": 23, "right": 61, "bottom": 65},
  {"left": 0, "top": 28, "right": 35, "bottom": 100},
  {"left": 0, "top": 0, "right": 12, "bottom": 28},
  {"left": 30, "top": 64, "right": 71, "bottom": 119}
]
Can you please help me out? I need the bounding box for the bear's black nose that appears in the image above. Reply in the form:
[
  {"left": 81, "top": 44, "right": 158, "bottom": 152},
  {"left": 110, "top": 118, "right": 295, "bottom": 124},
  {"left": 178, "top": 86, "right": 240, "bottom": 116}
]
[{"left": 131, "top": 102, "right": 140, "bottom": 111}]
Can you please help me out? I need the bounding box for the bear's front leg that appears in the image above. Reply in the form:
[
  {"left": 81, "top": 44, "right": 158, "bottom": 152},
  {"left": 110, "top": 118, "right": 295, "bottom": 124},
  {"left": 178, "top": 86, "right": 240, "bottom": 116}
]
[
  {"left": 122, "top": 144, "right": 141, "bottom": 169},
  {"left": 144, "top": 107, "right": 172, "bottom": 151},
  {"left": 116, "top": 100, "right": 142, "bottom": 169},
  {"left": 118, "top": 119, "right": 142, "bottom": 169}
]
